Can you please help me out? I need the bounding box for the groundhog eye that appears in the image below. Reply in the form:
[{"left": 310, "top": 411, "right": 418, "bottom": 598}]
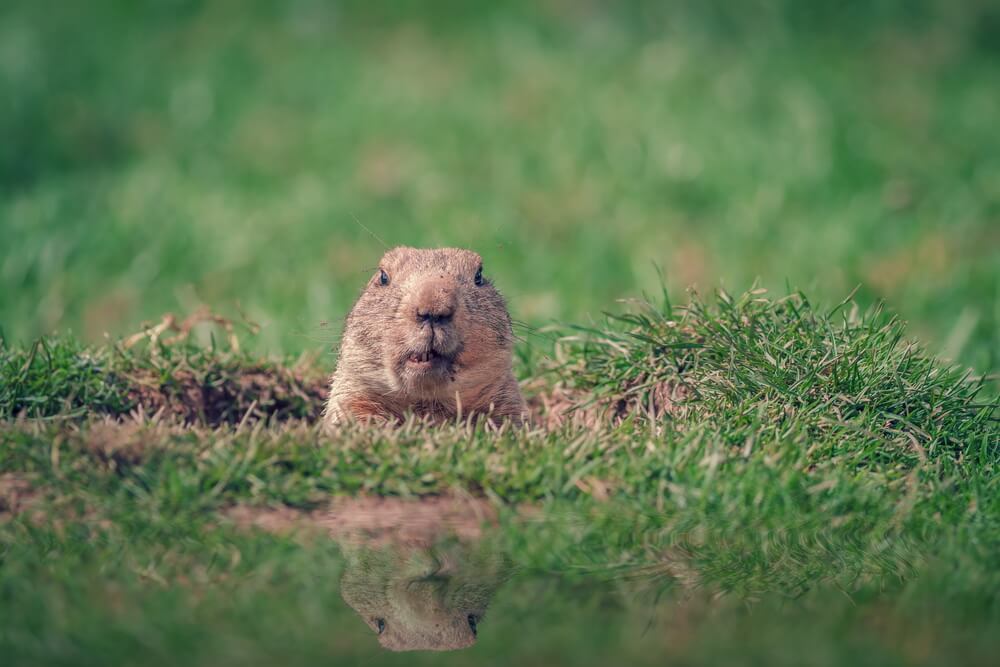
[
  {"left": 374, "top": 618, "right": 386, "bottom": 635},
  {"left": 474, "top": 266, "right": 484, "bottom": 286},
  {"left": 378, "top": 269, "right": 389, "bottom": 286}
]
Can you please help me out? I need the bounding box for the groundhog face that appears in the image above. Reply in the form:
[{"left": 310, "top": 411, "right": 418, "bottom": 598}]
[{"left": 346, "top": 247, "right": 514, "bottom": 399}]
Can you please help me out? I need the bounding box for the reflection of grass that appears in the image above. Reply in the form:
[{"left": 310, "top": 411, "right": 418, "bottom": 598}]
[
  {"left": 1, "top": 1, "right": 998, "bottom": 372},
  {"left": 2, "top": 288, "right": 998, "bottom": 664}
]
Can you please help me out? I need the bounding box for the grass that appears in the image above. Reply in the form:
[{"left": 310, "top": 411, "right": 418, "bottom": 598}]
[
  {"left": 1, "top": 0, "right": 999, "bottom": 370},
  {"left": 2, "top": 289, "right": 998, "bottom": 664},
  {"left": 2, "top": 1, "right": 1000, "bottom": 664},
  {"left": 0, "top": 331, "right": 326, "bottom": 424}
]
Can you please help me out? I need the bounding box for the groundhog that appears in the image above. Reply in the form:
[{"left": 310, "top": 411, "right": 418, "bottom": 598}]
[{"left": 325, "top": 247, "right": 525, "bottom": 427}]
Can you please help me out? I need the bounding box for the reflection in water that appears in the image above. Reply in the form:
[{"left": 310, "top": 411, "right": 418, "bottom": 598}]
[
  {"left": 339, "top": 540, "right": 510, "bottom": 651},
  {"left": 322, "top": 496, "right": 511, "bottom": 652},
  {"left": 228, "top": 497, "right": 928, "bottom": 657}
]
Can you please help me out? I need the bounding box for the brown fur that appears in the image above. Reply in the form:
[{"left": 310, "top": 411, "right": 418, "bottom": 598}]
[{"left": 325, "top": 247, "right": 525, "bottom": 427}]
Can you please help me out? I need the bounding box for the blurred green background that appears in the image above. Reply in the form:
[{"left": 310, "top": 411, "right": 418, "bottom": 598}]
[{"left": 1, "top": 0, "right": 998, "bottom": 370}]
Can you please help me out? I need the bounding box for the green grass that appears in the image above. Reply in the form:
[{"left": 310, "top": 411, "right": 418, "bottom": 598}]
[
  {"left": 2, "top": 289, "right": 998, "bottom": 664},
  {"left": 2, "top": 1, "right": 1000, "bottom": 664},
  {"left": 0, "top": 332, "right": 325, "bottom": 423}
]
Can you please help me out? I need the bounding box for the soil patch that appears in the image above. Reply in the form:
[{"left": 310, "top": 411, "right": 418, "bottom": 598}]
[
  {"left": 123, "top": 365, "right": 328, "bottom": 425},
  {"left": 226, "top": 495, "right": 500, "bottom": 547},
  {"left": 524, "top": 377, "right": 688, "bottom": 430}
]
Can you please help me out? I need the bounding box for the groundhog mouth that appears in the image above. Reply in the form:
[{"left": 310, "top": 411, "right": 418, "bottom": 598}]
[{"left": 405, "top": 349, "right": 451, "bottom": 370}]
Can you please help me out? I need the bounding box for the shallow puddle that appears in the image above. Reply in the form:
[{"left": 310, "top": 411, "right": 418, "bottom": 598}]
[
  {"left": 211, "top": 496, "right": 985, "bottom": 664},
  {"left": 3, "top": 493, "right": 993, "bottom": 665}
]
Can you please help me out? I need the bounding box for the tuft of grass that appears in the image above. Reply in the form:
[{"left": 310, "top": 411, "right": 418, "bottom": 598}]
[
  {"left": 0, "top": 336, "right": 133, "bottom": 419},
  {"left": 0, "top": 335, "right": 327, "bottom": 424},
  {"left": 546, "top": 289, "right": 996, "bottom": 465}
]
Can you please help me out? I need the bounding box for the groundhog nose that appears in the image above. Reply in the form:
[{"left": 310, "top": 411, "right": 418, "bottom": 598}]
[
  {"left": 416, "top": 305, "right": 454, "bottom": 325},
  {"left": 413, "top": 280, "right": 457, "bottom": 325}
]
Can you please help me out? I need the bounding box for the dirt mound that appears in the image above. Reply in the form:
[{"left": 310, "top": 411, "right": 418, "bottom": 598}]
[{"left": 123, "top": 365, "right": 328, "bottom": 425}]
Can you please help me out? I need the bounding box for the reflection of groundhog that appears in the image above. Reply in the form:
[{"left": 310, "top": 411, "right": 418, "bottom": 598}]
[
  {"left": 339, "top": 541, "right": 511, "bottom": 652},
  {"left": 325, "top": 247, "right": 525, "bottom": 427}
]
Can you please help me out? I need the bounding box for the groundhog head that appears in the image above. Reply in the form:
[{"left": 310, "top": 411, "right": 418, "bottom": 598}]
[{"left": 326, "top": 247, "right": 525, "bottom": 425}]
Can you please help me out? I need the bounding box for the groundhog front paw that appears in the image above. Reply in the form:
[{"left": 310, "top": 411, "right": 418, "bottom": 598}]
[{"left": 325, "top": 396, "right": 397, "bottom": 429}]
